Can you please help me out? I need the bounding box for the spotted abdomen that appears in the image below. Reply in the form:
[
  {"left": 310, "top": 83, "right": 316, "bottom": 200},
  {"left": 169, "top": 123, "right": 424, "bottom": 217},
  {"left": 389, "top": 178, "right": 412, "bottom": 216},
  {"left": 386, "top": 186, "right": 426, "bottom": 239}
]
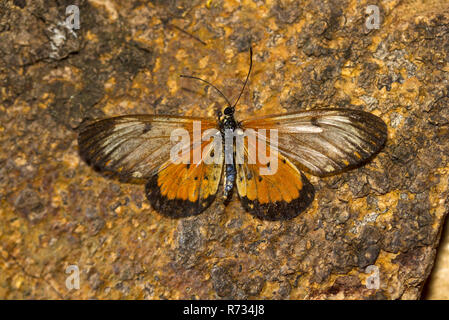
[{"left": 223, "top": 164, "right": 236, "bottom": 200}]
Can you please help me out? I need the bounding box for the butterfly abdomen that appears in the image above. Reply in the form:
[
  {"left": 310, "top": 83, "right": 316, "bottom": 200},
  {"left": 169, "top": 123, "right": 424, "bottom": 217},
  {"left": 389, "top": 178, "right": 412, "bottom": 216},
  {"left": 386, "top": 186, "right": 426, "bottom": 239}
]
[{"left": 223, "top": 163, "right": 236, "bottom": 199}]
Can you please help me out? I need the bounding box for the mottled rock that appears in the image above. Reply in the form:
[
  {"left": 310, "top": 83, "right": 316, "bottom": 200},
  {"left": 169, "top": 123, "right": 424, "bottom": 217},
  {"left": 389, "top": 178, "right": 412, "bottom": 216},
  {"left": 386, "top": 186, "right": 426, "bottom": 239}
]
[{"left": 1, "top": 0, "right": 449, "bottom": 300}]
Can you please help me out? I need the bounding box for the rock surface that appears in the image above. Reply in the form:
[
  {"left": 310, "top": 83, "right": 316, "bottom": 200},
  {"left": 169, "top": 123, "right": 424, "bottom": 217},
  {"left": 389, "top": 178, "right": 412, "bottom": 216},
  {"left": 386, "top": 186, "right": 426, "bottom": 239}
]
[{"left": 1, "top": 0, "right": 449, "bottom": 299}]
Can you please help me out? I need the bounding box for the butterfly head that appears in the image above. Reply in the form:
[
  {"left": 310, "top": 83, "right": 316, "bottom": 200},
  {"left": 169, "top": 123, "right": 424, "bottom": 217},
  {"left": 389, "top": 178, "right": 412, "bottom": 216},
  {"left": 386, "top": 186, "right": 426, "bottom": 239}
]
[{"left": 219, "top": 106, "right": 238, "bottom": 131}]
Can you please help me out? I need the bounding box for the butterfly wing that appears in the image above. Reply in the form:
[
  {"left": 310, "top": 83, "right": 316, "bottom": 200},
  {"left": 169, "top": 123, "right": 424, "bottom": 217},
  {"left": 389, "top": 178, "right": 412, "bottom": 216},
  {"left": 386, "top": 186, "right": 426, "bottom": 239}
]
[
  {"left": 235, "top": 136, "right": 314, "bottom": 220},
  {"left": 240, "top": 108, "right": 387, "bottom": 176},
  {"left": 145, "top": 138, "right": 224, "bottom": 218},
  {"left": 78, "top": 115, "right": 216, "bottom": 182},
  {"left": 78, "top": 115, "right": 224, "bottom": 217}
]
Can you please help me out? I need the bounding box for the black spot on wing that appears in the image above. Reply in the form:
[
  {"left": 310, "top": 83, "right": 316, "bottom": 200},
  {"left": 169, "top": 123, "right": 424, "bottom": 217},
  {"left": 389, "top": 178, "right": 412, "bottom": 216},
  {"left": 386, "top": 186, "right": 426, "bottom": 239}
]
[
  {"left": 142, "top": 122, "right": 152, "bottom": 133},
  {"left": 239, "top": 172, "right": 315, "bottom": 221}
]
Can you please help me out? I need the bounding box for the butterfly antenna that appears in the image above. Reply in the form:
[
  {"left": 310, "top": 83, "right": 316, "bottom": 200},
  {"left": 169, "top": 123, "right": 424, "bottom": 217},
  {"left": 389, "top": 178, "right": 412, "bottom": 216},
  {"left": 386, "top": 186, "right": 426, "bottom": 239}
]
[
  {"left": 232, "top": 46, "right": 253, "bottom": 109},
  {"left": 180, "top": 75, "right": 232, "bottom": 108}
]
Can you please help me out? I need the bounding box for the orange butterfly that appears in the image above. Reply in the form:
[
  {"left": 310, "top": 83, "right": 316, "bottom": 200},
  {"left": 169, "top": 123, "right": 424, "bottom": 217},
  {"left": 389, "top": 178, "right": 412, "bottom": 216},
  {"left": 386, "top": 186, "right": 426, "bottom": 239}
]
[{"left": 78, "top": 48, "right": 387, "bottom": 220}]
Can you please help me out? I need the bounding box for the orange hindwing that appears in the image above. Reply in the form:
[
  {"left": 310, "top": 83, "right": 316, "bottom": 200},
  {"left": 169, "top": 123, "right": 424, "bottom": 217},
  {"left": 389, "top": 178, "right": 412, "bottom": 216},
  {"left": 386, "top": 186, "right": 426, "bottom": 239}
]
[
  {"left": 235, "top": 133, "right": 314, "bottom": 220},
  {"left": 145, "top": 138, "right": 224, "bottom": 218}
]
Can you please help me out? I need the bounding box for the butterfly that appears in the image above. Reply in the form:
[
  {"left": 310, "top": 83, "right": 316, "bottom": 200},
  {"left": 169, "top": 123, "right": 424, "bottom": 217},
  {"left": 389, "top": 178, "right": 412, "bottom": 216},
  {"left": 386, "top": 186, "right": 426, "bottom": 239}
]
[{"left": 77, "top": 48, "right": 387, "bottom": 221}]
